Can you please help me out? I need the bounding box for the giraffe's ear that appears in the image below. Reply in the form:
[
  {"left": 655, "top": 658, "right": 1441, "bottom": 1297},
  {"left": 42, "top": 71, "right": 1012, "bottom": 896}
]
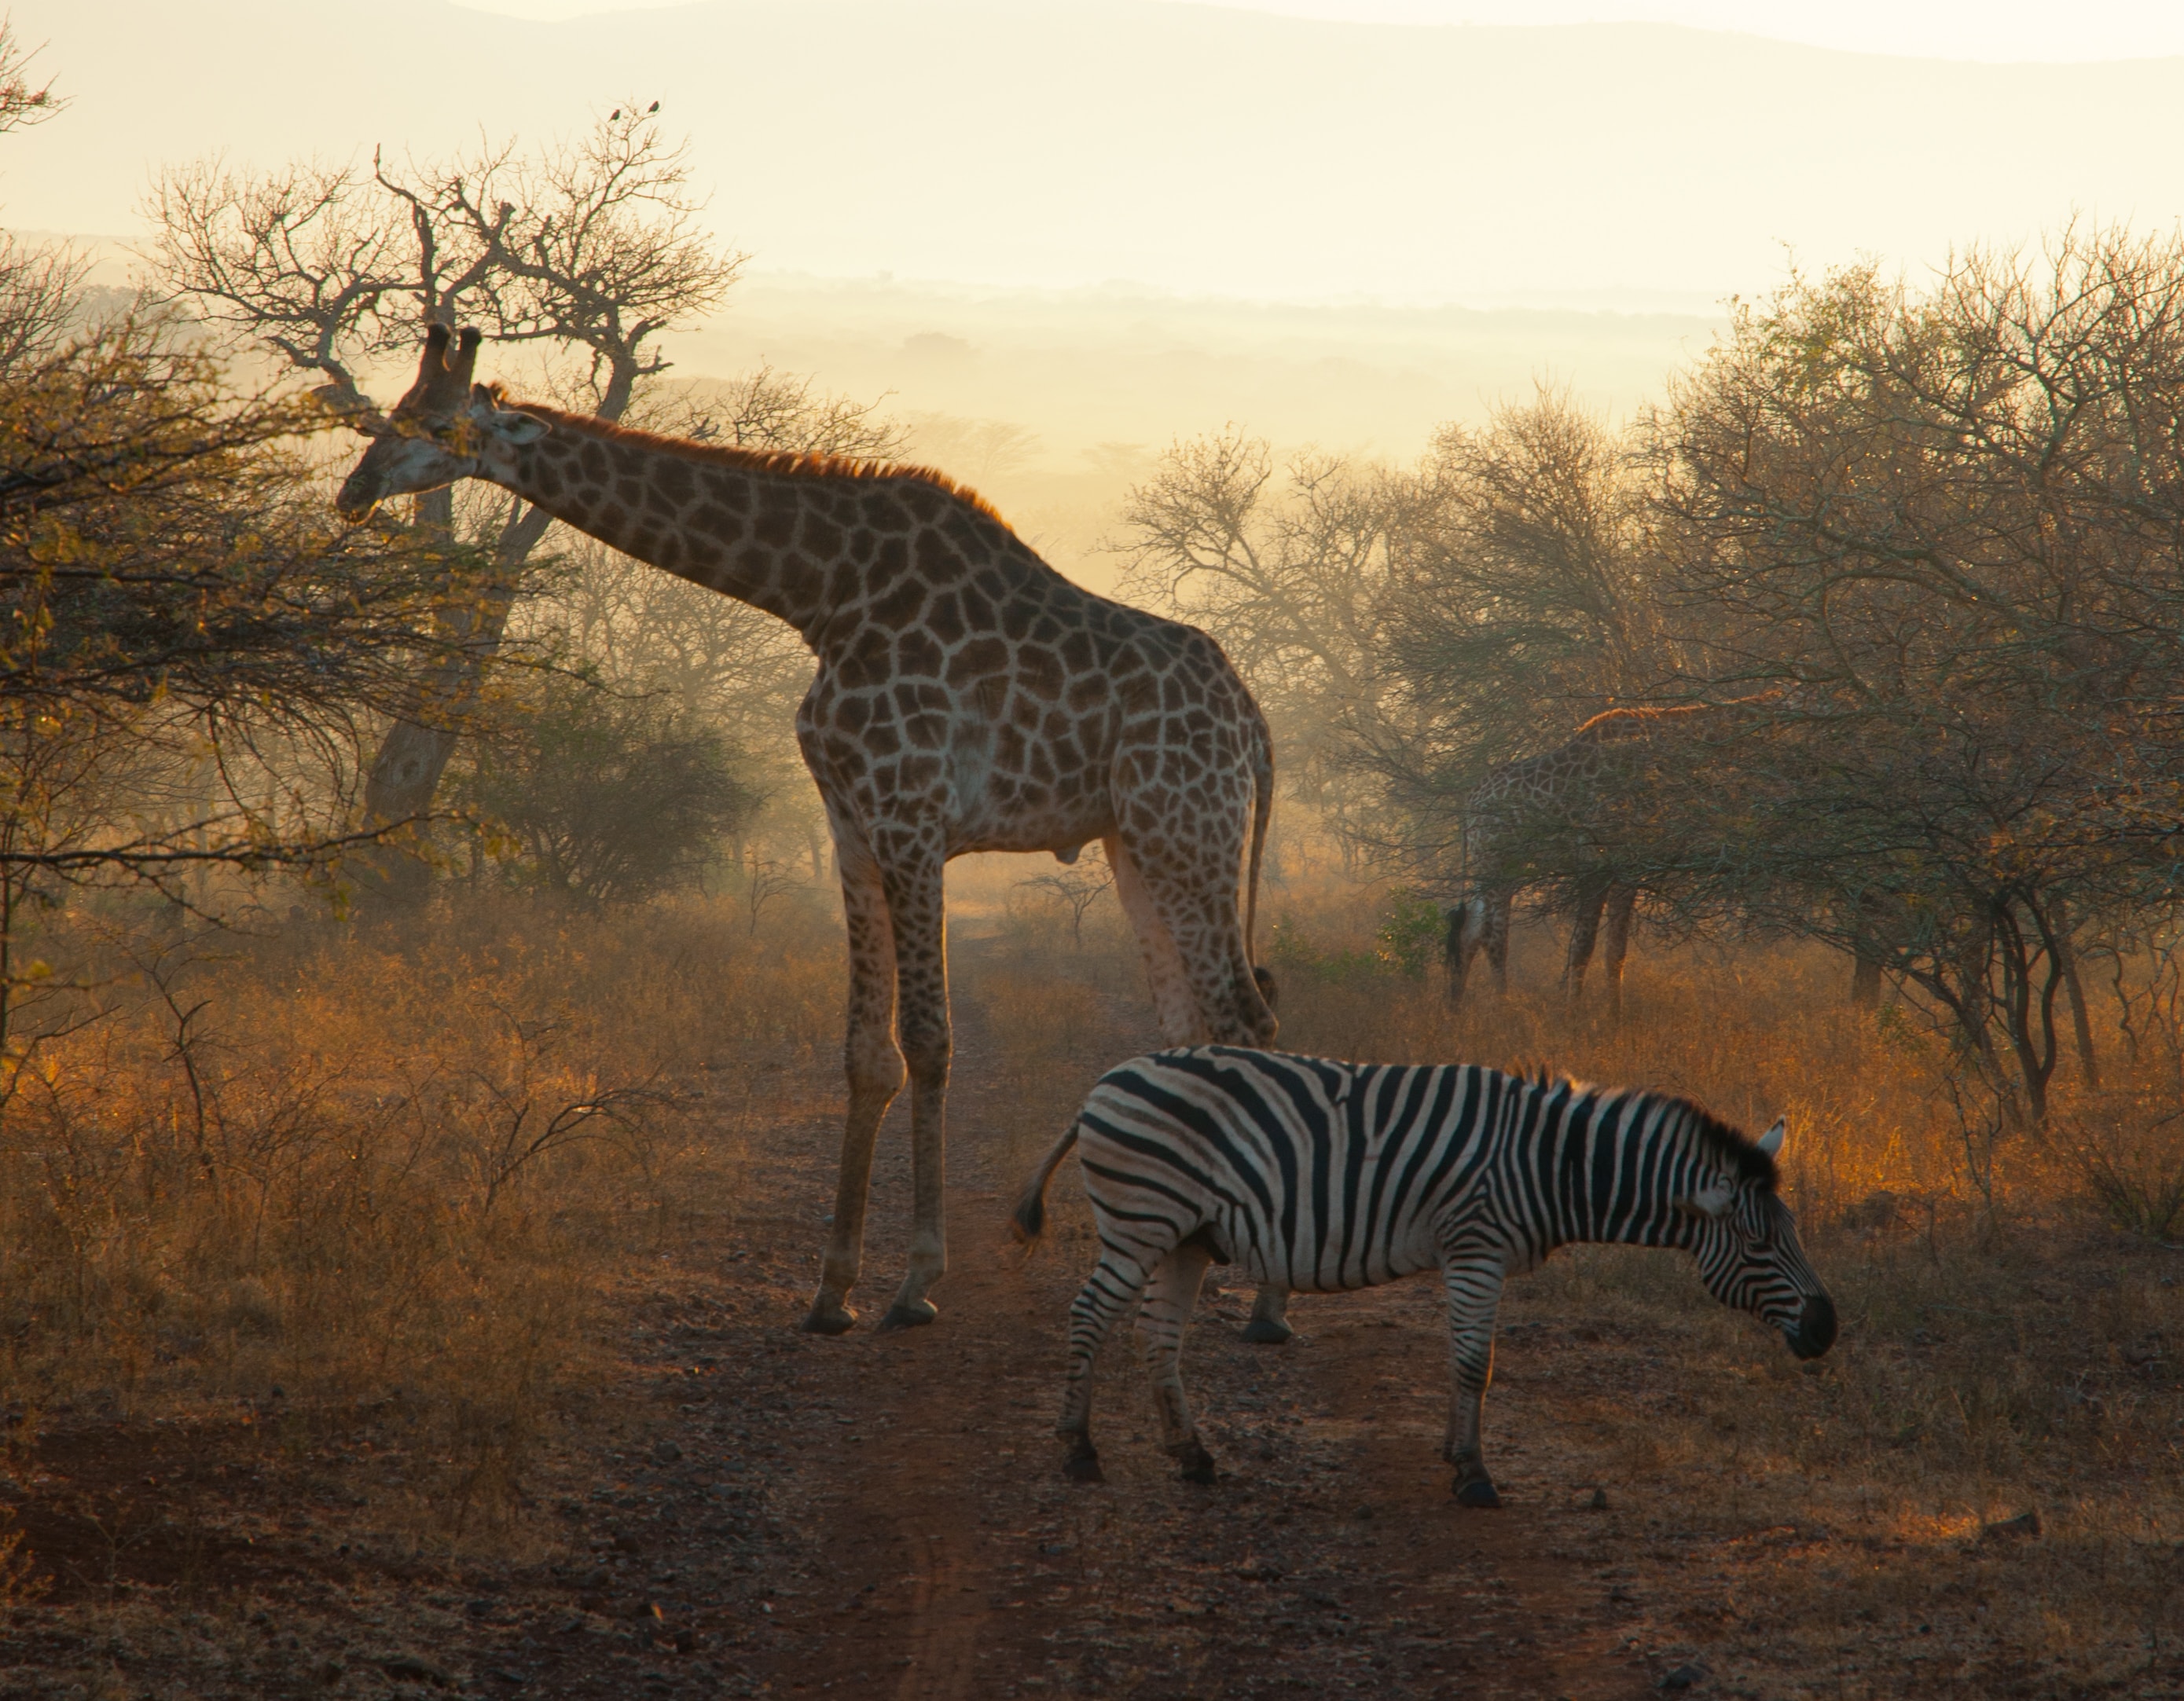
[
  {"left": 476, "top": 402, "right": 549, "bottom": 446},
  {"left": 1756, "top": 1119, "right": 1786, "bottom": 1158}
]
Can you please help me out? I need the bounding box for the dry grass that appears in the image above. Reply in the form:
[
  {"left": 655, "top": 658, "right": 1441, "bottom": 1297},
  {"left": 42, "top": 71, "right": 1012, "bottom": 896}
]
[
  {"left": 0, "top": 864, "right": 2178, "bottom": 1695},
  {"left": 0, "top": 891, "right": 845, "bottom": 1548},
  {"left": 1259, "top": 882, "right": 2184, "bottom": 1699}
]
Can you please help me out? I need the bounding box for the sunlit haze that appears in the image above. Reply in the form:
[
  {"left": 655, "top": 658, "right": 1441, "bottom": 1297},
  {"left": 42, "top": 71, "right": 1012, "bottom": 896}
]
[{"left": 8, "top": 0, "right": 2182, "bottom": 489}]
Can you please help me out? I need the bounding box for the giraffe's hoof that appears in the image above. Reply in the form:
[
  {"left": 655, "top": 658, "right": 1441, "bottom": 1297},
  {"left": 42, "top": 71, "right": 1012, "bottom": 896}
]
[
  {"left": 876, "top": 1299, "right": 939, "bottom": 1333},
  {"left": 1240, "top": 1318, "right": 1294, "bottom": 1346},
  {"left": 1452, "top": 1475, "right": 1503, "bottom": 1509},
  {"left": 1170, "top": 1439, "right": 1217, "bottom": 1484},
  {"left": 800, "top": 1302, "right": 857, "bottom": 1336}
]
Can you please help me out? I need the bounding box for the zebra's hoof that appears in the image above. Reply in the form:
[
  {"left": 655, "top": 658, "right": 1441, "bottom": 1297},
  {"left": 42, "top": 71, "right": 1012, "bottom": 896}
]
[
  {"left": 800, "top": 1302, "right": 857, "bottom": 1336},
  {"left": 1063, "top": 1448, "right": 1104, "bottom": 1484},
  {"left": 1179, "top": 1461, "right": 1217, "bottom": 1486},
  {"left": 1239, "top": 1318, "right": 1294, "bottom": 1346},
  {"left": 1452, "top": 1476, "right": 1503, "bottom": 1509},
  {"left": 876, "top": 1299, "right": 938, "bottom": 1333}
]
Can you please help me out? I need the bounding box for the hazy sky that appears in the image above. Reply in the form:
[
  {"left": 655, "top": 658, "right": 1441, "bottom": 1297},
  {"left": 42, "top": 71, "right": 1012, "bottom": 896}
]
[
  {"left": 466, "top": 0, "right": 2184, "bottom": 61},
  {"left": 9, "top": 0, "right": 2182, "bottom": 309}
]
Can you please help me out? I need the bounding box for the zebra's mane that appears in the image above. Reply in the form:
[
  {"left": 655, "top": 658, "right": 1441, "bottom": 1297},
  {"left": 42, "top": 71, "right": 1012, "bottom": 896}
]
[{"left": 1529, "top": 1067, "right": 1779, "bottom": 1190}]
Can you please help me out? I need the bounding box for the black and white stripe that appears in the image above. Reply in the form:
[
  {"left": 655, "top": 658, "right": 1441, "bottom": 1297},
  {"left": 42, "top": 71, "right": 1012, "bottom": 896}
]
[{"left": 1012, "top": 1046, "right": 1836, "bottom": 1503}]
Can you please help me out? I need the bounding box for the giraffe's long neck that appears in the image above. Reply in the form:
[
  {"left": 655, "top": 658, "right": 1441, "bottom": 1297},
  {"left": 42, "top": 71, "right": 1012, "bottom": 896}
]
[{"left": 488, "top": 407, "right": 879, "bottom": 643}]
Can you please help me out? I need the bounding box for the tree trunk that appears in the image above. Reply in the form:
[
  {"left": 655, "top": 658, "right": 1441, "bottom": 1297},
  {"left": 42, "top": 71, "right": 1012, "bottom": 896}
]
[
  {"left": 2047, "top": 893, "right": 2099, "bottom": 1090},
  {"left": 1849, "top": 951, "right": 1883, "bottom": 1008},
  {"left": 354, "top": 492, "right": 554, "bottom": 909}
]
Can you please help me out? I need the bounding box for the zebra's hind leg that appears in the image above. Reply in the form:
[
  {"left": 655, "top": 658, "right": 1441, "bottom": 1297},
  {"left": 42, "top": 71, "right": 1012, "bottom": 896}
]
[
  {"left": 1058, "top": 1252, "right": 1152, "bottom": 1484},
  {"left": 1241, "top": 1285, "right": 1292, "bottom": 1344},
  {"left": 1136, "top": 1241, "right": 1217, "bottom": 1483},
  {"left": 1439, "top": 1252, "right": 1508, "bottom": 1508}
]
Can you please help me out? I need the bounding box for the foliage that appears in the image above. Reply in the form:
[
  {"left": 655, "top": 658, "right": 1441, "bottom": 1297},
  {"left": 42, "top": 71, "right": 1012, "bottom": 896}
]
[
  {"left": 458, "top": 680, "right": 762, "bottom": 908},
  {"left": 1639, "top": 228, "right": 2184, "bottom": 1120},
  {"left": 0, "top": 306, "right": 497, "bottom": 1051},
  {"left": 1373, "top": 886, "right": 1444, "bottom": 978}
]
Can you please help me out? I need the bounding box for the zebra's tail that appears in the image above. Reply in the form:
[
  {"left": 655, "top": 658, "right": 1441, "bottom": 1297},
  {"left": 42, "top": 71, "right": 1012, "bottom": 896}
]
[{"left": 1010, "top": 1123, "right": 1081, "bottom": 1250}]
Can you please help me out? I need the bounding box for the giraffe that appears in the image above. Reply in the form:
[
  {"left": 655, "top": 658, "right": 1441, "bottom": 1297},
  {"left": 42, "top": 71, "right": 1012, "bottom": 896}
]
[
  {"left": 332, "top": 326, "right": 1281, "bottom": 1336},
  {"left": 1443, "top": 705, "right": 1719, "bottom": 1018}
]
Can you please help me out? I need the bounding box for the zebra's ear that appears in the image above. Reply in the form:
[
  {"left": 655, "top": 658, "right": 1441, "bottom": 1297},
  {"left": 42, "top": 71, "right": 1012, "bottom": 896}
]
[
  {"left": 1674, "top": 1176, "right": 1738, "bottom": 1220},
  {"left": 1756, "top": 1119, "right": 1786, "bottom": 1158}
]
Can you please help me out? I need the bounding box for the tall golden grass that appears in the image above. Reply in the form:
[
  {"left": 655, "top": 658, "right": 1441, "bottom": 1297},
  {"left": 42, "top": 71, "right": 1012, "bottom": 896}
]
[{"left": 0, "top": 893, "right": 845, "bottom": 1539}]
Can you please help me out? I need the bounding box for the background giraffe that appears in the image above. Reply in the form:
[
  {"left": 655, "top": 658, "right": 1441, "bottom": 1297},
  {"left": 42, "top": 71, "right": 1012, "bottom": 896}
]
[
  {"left": 333, "top": 326, "right": 1280, "bottom": 1335},
  {"left": 1444, "top": 698, "right": 1914, "bottom": 1020},
  {"left": 1444, "top": 705, "right": 1716, "bottom": 1017}
]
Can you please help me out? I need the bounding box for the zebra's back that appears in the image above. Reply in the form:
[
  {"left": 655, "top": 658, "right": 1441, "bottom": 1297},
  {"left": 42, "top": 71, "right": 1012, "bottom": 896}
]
[{"left": 1075, "top": 1046, "right": 1504, "bottom": 1293}]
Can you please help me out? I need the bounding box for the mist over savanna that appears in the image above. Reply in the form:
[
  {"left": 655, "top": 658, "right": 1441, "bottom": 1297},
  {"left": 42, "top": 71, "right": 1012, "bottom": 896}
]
[{"left": 0, "top": 3, "right": 2179, "bottom": 1697}]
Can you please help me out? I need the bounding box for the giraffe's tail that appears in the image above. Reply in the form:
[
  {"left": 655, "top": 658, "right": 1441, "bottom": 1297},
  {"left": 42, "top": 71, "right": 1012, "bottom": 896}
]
[
  {"left": 1245, "top": 721, "right": 1275, "bottom": 1014},
  {"left": 1010, "top": 1124, "right": 1081, "bottom": 1251}
]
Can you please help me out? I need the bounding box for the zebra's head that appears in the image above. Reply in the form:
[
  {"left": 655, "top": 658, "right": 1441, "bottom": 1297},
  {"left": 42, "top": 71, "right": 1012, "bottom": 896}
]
[{"left": 1676, "top": 1119, "right": 1837, "bottom": 1360}]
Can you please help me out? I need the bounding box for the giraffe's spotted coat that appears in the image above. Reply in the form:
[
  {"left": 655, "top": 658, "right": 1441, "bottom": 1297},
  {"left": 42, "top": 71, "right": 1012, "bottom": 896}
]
[{"left": 336, "top": 329, "right": 1279, "bottom": 1334}]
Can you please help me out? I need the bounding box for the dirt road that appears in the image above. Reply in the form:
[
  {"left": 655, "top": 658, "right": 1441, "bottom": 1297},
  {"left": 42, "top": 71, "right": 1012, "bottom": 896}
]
[{"left": 0, "top": 965, "right": 1682, "bottom": 1699}]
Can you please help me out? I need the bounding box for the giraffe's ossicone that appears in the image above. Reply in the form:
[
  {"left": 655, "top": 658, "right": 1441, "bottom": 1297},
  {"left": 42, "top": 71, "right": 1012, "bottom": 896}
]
[{"left": 334, "top": 326, "right": 1280, "bottom": 1335}]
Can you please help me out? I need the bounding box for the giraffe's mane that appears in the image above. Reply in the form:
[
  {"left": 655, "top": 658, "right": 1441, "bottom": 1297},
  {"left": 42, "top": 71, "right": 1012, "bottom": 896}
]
[
  {"left": 512, "top": 401, "right": 1018, "bottom": 532},
  {"left": 1570, "top": 691, "right": 1787, "bottom": 746},
  {"left": 1529, "top": 1067, "right": 1779, "bottom": 1190},
  {"left": 1569, "top": 703, "right": 1713, "bottom": 742}
]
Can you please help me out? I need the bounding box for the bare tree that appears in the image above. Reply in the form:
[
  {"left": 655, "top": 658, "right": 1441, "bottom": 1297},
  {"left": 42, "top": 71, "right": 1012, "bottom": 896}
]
[
  {"left": 1112, "top": 428, "right": 1400, "bottom": 838},
  {"left": 0, "top": 20, "right": 61, "bottom": 134},
  {"left": 1019, "top": 850, "right": 1115, "bottom": 948},
  {"left": 149, "top": 109, "right": 746, "bottom": 902}
]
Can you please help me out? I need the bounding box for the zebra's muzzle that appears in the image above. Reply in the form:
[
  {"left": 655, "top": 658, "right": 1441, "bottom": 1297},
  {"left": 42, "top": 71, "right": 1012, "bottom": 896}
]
[{"left": 1786, "top": 1293, "right": 1837, "bottom": 1360}]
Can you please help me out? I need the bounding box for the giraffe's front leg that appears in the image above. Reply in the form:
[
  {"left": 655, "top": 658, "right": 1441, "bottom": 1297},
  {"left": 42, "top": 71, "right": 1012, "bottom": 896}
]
[
  {"left": 1440, "top": 1253, "right": 1507, "bottom": 1507},
  {"left": 1602, "top": 884, "right": 1637, "bottom": 1021},
  {"left": 1562, "top": 877, "right": 1610, "bottom": 1009},
  {"left": 878, "top": 841, "right": 951, "bottom": 1333},
  {"left": 803, "top": 841, "right": 904, "bottom": 1336}
]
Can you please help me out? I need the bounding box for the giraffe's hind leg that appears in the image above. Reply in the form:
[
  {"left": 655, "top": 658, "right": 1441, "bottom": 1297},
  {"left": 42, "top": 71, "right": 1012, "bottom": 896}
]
[
  {"left": 1241, "top": 1285, "right": 1293, "bottom": 1345},
  {"left": 1105, "top": 834, "right": 1200, "bottom": 1046},
  {"left": 1100, "top": 830, "right": 1284, "bottom": 1354},
  {"left": 1137, "top": 1240, "right": 1217, "bottom": 1482},
  {"left": 1602, "top": 884, "right": 1637, "bottom": 1021}
]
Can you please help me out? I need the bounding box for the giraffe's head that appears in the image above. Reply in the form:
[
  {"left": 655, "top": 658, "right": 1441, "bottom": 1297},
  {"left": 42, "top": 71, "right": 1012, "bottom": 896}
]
[
  {"left": 1674, "top": 1116, "right": 1837, "bottom": 1361},
  {"left": 330, "top": 324, "right": 550, "bottom": 522}
]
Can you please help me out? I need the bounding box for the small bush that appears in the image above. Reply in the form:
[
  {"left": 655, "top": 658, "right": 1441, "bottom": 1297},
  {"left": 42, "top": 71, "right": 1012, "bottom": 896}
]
[{"left": 459, "top": 680, "right": 762, "bottom": 907}]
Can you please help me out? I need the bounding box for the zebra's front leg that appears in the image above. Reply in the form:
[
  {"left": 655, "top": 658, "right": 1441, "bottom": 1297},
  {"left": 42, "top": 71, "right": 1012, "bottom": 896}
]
[
  {"left": 1241, "top": 1285, "right": 1293, "bottom": 1344},
  {"left": 1057, "top": 1253, "right": 1151, "bottom": 1483},
  {"left": 1138, "top": 1241, "right": 1217, "bottom": 1482},
  {"left": 1440, "top": 1253, "right": 1507, "bottom": 1507}
]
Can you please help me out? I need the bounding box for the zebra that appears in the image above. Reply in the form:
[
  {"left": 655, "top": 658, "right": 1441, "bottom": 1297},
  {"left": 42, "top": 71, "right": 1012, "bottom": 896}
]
[{"left": 1011, "top": 1045, "right": 1835, "bottom": 1505}]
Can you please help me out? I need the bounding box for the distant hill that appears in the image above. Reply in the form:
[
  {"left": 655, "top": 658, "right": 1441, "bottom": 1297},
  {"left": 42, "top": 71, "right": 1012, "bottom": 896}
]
[{"left": 8, "top": 0, "right": 2182, "bottom": 306}]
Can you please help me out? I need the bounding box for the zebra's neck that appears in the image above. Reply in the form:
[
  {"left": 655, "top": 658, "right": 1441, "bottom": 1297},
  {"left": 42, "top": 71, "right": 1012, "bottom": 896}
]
[{"left": 1504, "top": 1079, "right": 1723, "bottom": 1251}]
